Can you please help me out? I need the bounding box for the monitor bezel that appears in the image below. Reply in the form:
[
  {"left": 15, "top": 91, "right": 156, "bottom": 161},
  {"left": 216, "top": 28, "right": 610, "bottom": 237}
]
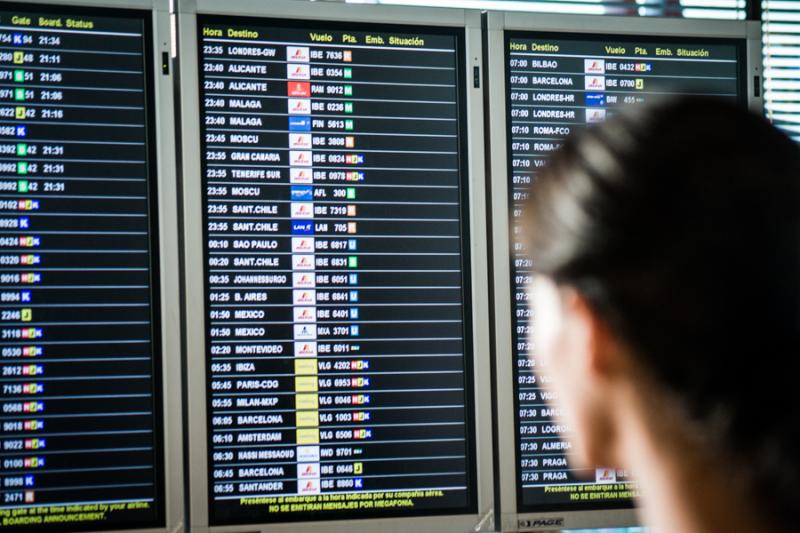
[
  {"left": 178, "top": 1, "right": 494, "bottom": 531},
  {"left": 486, "top": 11, "right": 762, "bottom": 532},
  {"left": 0, "top": 1, "right": 184, "bottom": 532}
]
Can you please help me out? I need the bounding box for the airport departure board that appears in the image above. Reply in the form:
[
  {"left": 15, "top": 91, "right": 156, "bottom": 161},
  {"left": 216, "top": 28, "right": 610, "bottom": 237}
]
[
  {"left": 506, "top": 33, "right": 742, "bottom": 511},
  {"left": 0, "top": 4, "right": 163, "bottom": 532},
  {"left": 197, "top": 16, "right": 476, "bottom": 525}
]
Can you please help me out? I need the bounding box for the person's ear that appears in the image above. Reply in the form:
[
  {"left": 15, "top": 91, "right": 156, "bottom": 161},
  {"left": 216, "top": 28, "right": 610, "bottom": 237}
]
[
  {"left": 559, "top": 286, "right": 624, "bottom": 382},
  {"left": 558, "top": 286, "right": 630, "bottom": 468}
]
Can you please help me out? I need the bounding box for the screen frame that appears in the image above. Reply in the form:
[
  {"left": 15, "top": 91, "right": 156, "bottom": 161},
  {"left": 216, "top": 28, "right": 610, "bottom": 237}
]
[
  {"left": 0, "top": 1, "right": 183, "bottom": 533},
  {"left": 178, "top": 0, "right": 494, "bottom": 532},
  {"left": 486, "top": 11, "right": 762, "bottom": 533}
]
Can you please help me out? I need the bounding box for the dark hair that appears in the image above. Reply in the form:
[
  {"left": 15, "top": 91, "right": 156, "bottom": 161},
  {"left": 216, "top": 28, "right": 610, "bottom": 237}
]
[{"left": 524, "top": 96, "right": 800, "bottom": 528}]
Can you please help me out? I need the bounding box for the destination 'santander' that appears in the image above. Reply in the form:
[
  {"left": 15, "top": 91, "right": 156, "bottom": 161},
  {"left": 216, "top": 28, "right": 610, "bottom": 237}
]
[{"left": 199, "top": 17, "right": 476, "bottom": 525}]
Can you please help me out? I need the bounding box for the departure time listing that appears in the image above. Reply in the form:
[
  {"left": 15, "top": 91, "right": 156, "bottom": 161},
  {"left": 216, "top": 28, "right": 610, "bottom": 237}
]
[
  {"left": 0, "top": 6, "right": 162, "bottom": 532},
  {"left": 507, "top": 34, "right": 739, "bottom": 510},
  {"left": 198, "top": 17, "right": 476, "bottom": 525}
]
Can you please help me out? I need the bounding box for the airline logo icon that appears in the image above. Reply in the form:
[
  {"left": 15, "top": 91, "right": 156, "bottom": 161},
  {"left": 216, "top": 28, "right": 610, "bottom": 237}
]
[
  {"left": 289, "top": 133, "right": 312, "bottom": 150},
  {"left": 293, "top": 273, "right": 315, "bottom": 288},
  {"left": 586, "top": 109, "right": 607, "bottom": 123},
  {"left": 287, "top": 46, "right": 310, "bottom": 62},
  {"left": 290, "top": 168, "right": 313, "bottom": 184},
  {"left": 291, "top": 202, "right": 314, "bottom": 219},
  {"left": 293, "top": 289, "right": 317, "bottom": 305},
  {"left": 297, "top": 445, "right": 320, "bottom": 462},
  {"left": 596, "top": 468, "right": 617, "bottom": 483},
  {"left": 292, "top": 237, "right": 315, "bottom": 253},
  {"left": 288, "top": 116, "right": 312, "bottom": 132},
  {"left": 292, "top": 254, "right": 314, "bottom": 270},
  {"left": 585, "top": 76, "right": 605, "bottom": 91},
  {"left": 298, "top": 462, "right": 320, "bottom": 479},
  {"left": 291, "top": 185, "right": 313, "bottom": 201},
  {"left": 290, "top": 150, "right": 312, "bottom": 167},
  {"left": 294, "top": 324, "right": 317, "bottom": 340},
  {"left": 288, "top": 81, "right": 311, "bottom": 97},
  {"left": 288, "top": 64, "right": 310, "bottom": 80},
  {"left": 295, "top": 341, "right": 318, "bottom": 357},
  {"left": 288, "top": 99, "right": 311, "bottom": 115},
  {"left": 585, "top": 93, "right": 606, "bottom": 107},
  {"left": 292, "top": 272, "right": 316, "bottom": 289},
  {"left": 299, "top": 479, "right": 320, "bottom": 495},
  {"left": 294, "top": 307, "right": 317, "bottom": 323},
  {"left": 584, "top": 59, "right": 605, "bottom": 74},
  {"left": 292, "top": 221, "right": 313, "bottom": 235}
]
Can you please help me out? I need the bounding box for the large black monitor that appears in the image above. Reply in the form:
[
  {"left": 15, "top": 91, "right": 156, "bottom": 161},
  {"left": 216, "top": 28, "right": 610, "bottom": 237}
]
[
  {"left": 179, "top": 1, "right": 494, "bottom": 531},
  {"left": 0, "top": 1, "right": 183, "bottom": 532},
  {"left": 487, "top": 11, "right": 762, "bottom": 532}
]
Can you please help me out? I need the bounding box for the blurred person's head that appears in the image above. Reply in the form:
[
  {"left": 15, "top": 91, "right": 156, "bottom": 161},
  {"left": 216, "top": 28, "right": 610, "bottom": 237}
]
[{"left": 524, "top": 96, "right": 800, "bottom": 532}]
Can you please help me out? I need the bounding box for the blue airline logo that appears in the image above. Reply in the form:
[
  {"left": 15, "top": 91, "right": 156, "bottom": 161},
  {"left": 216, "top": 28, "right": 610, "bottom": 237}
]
[
  {"left": 292, "top": 221, "right": 314, "bottom": 235},
  {"left": 585, "top": 93, "right": 605, "bottom": 107},
  {"left": 289, "top": 116, "right": 311, "bottom": 131},
  {"left": 291, "top": 186, "right": 313, "bottom": 201}
]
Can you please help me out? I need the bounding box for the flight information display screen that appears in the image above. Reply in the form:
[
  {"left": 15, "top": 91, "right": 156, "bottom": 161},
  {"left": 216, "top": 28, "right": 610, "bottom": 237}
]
[
  {"left": 506, "top": 32, "right": 742, "bottom": 511},
  {"left": 0, "top": 4, "right": 163, "bottom": 532},
  {"left": 197, "top": 16, "right": 476, "bottom": 525}
]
